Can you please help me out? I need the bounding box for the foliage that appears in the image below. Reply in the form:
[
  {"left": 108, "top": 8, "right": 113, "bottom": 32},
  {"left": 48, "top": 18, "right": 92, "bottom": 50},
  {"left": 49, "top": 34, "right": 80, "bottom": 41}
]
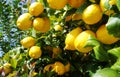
[{"left": 0, "top": 0, "right": 120, "bottom": 77}]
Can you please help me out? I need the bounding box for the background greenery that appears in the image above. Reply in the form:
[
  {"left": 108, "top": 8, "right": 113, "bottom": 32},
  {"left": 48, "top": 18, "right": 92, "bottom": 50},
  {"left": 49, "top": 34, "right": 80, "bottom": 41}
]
[{"left": 0, "top": 0, "right": 28, "bottom": 56}]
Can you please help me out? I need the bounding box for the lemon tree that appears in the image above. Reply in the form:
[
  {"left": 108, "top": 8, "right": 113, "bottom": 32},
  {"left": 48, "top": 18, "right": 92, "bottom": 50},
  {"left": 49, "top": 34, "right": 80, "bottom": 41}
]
[{"left": 1, "top": 0, "right": 120, "bottom": 77}]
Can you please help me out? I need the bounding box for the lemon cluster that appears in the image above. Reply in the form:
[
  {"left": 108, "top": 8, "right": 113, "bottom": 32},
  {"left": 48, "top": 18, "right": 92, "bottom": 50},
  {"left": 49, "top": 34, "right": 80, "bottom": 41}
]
[
  {"left": 17, "top": 2, "right": 50, "bottom": 59},
  {"left": 64, "top": 0, "right": 118, "bottom": 53},
  {"left": 43, "top": 61, "right": 70, "bottom": 75},
  {"left": 65, "top": 24, "right": 118, "bottom": 53},
  {"left": 17, "top": 2, "right": 50, "bottom": 32}
]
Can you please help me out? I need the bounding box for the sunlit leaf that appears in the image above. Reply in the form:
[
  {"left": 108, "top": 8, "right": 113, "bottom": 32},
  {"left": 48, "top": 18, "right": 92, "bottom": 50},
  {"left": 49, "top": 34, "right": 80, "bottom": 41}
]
[
  {"left": 93, "top": 45, "right": 109, "bottom": 61},
  {"left": 108, "top": 47, "right": 120, "bottom": 58},
  {"left": 10, "top": 58, "right": 17, "bottom": 69},
  {"left": 116, "top": 0, "right": 120, "bottom": 11}
]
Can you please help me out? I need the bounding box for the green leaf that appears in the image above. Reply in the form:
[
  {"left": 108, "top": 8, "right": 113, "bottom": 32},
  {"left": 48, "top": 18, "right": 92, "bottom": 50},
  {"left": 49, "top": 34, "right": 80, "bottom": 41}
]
[
  {"left": 108, "top": 47, "right": 120, "bottom": 58},
  {"left": 116, "top": 0, "right": 120, "bottom": 11},
  {"left": 111, "top": 58, "right": 120, "bottom": 71},
  {"left": 93, "top": 45, "right": 109, "bottom": 61},
  {"left": 85, "top": 35, "right": 100, "bottom": 47},
  {"left": 106, "top": 14, "right": 120, "bottom": 38},
  {"left": 3, "top": 52, "right": 10, "bottom": 61},
  {"left": 10, "top": 58, "right": 17, "bottom": 69},
  {"left": 76, "top": 2, "right": 90, "bottom": 13}
]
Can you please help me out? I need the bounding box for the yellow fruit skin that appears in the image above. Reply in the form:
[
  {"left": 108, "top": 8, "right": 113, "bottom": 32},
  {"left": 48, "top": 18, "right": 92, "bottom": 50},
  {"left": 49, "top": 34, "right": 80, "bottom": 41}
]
[
  {"left": 74, "top": 30, "right": 96, "bottom": 53},
  {"left": 43, "top": 64, "right": 54, "bottom": 72},
  {"left": 64, "top": 62, "right": 70, "bottom": 72},
  {"left": 29, "top": 2, "right": 44, "bottom": 16},
  {"left": 65, "top": 15, "right": 72, "bottom": 21},
  {"left": 72, "top": 13, "right": 82, "bottom": 21},
  {"left": 3, "top": 63, "right": 12, "bottom": 75},
  {"left": 47, "top": 0, "right": 67, "bottom": 9},
  {"left": 16, "top": 13, "right": 32, "bottom": 30},
  {"left": 33, "top": 18, "right": 50, "bottom": 32},
  {"left": 53, "top": 47, "right": 61, "bottom": 54},
  {"left": 82, "top": 4, "right": 102, "bottom": 25},
  {"left": 68, "top": 0, "right": 86, "bottom": 8},
  {"left": 100, "top": 0, "right": 115, "bottom": 15},
  {"left": 52, "top": 61, "right": 65, "bottom": 75},
  {"left": 109, "top": 0, "right": 116, "bottom": 5},
  {"left": 29, "top": 46, "right": 42, "bottom": 59},
  {"left": 96, "top": 24, "right": 119, "bottom": 44},
  {"left": 40, "top": 18, "right": 50, "bottom": 32},
  {"left": 65, "top": 27, "right": 82, "bottom": 50},
  {"left": 54, "top": 25, "right": 63, "bottom": 31},
  {"left": 20, "top": 37, "right": 35, "bottom": 48},
  {"left": 33, "top": 18, "right": 45, "bottom": 31}
]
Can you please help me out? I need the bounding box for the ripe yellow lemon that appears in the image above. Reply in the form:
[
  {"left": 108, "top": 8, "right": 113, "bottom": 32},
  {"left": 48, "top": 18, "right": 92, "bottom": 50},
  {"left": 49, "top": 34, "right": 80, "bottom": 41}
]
[
  {"left": 40, "top": 17, "right": 50, "bottom": 32},
  {"left": 47, "top": 0, "right": 67, "bottom": 9},
  {"left": 52, "top": 47, "right": 61, "bottom": 58},
  {"left": 16, "top": 13, "right": 32, "bottom": 30},
  {"left": 68, "top": 0, "right": 86, "bottom": 8},
  {"left": 43, "top": 64, "right": 54, "bottom": 72},
  {"left": 96, "top": 24, "right": 119, "bottom": 44},
  {"left": 20, "top": 37, "right": 35, "bottom": 48},
  {"left": 65, "top": 15, "right": 72, "bottom": 21},
  {"left": 72, "top": 13, "right": 82, "bottom": 21},
  {"left": 64, "top": 62, "right": 70, "bottom": 72},
  {"left": 33, "top": 18, "right": 45, "bottom": 31},
  {"left": 52, "top": 61, "right": 65, "bottom": 75},
  {"left": 33, "top": 17, "right": 50, "bottom": 32},
  {"left": 3, "top": 63, "right": 12, "bottom": 75},
  {"left": 54, "top": 25, "right": 63, "bottom": 31},
  {"left": 29, "top": 2, "right": 44, "bottom": 16},
  {"left": 74, "top": 30, "right": 96, "bottom": 53},
  {"left": 82, "top": 4, "right": 102, "bottom": 25},
  {"left": 109, "top": 0, "right": 116, "bottom": 5},
  {"left": 29, "top": 46, "right": 42, "bottom": 59},
  {"left": 53, "top": 47, "right": 61, "bottom": 54},
  {"left": 64, "top": 27, "right": 83, "bottom": 50},
  {"left": 100, "top": 0, "right": 115, "bottom": 15}
]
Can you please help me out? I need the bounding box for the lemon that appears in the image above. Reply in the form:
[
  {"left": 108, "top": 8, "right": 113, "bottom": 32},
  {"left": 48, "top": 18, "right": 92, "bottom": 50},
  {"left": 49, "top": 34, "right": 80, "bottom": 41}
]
[
  {"left": 82, "top": 4, "right": 102, "bottom": 25},
  {"left": 33, "top": 17, "right": 50, "bottom": 32},
  {"left": 74, "top": 30, "right": 96, "bottom": 53},
  {"left": 100, "top": 0, "right": 115, "bottom": 15},
  {"left": 54, "top": 25, "right": 63, "bottom": 31},
  {"left": 20, "top": 37, "right": 35, "bottom": 48},
  {"left": 3, "top": 63, "right": 12, "bottom": 75},
  {"left": 52, "top": 47, "right": 61, "bottom": 58},
  {"left": 65, "top": 15, "right": 72, "bottom": 21},
  {"left": 72, "top": 13, "right": 82, "bottom": 21},
  {"left": 53, "top": 47, "right": 61, "bottom": 54},
  {"left": 109, "top": 0, "right": 116, "bottom": 5},
  {"left": 16, "top": 13, "right": 32, "bottom": 30},
  {"left": 96, "top": 24, "right": 119, "bottom": 44},
  {"left": 29, "top": 2, "right": 44, "bottom": 16},
  {"left": 47, "top": 0, "right": 67, "bottom": 9},
  {"left": 68, "top": 0, "right": 86, "bottom": 8},
  {"left": 64, "top": 27, "right": 83, "bottom": 50},
  {"left": 43, "top": 64, "right": 54, "bottom": 72},
  {"left": 40, "top": 17, "right": 50, "bottom": 32},
  {"left": 64, "top": 62, "right": 70, "bottom": 72},
  {"left": 29, "top": 46, "right": 42, "bottom": 59},
  {"left": 52, "top": 61, "right": 65, "bottom": 75},
  {"left": 33, "top": 18, "right": 45, "bottom": 31}
]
